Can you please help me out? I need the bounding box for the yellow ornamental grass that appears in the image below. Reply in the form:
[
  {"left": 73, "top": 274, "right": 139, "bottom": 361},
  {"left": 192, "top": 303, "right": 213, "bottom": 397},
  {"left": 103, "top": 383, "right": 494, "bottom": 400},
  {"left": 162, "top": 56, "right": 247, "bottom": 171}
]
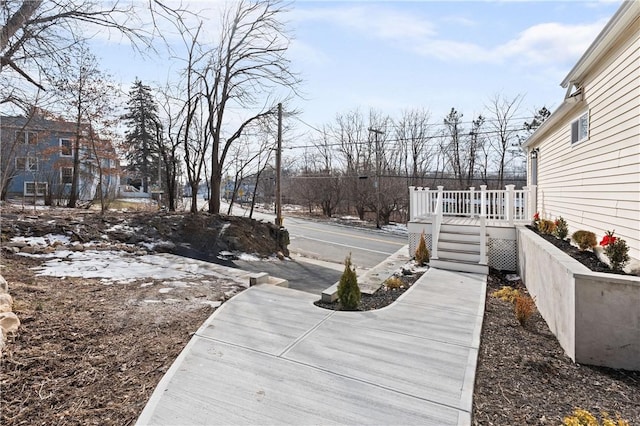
[
  {"left": 491, "top": 286, "right": 520, "bottom": 303},
  {"left": 563, "top": 408, "right": 629, "bottom": 426}
]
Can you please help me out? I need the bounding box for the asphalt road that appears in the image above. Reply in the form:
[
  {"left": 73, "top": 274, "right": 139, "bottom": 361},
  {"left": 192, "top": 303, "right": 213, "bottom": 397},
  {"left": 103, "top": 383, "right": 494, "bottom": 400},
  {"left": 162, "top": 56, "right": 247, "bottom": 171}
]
[{"left": 227, "top": 204, "right": 407, "bottom": 295}]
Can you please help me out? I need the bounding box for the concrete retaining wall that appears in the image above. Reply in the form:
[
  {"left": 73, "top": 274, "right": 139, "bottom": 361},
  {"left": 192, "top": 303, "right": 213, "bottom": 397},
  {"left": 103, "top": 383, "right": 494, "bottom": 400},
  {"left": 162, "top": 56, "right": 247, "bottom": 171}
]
[{"left": 517, "top": 227, "right": 640, "bottom": 371}]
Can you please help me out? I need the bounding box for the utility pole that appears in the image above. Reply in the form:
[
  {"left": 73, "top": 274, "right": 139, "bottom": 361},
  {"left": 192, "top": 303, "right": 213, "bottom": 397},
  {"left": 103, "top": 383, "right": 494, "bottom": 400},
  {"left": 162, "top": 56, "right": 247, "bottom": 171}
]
[
  {"left": 368, "top": 127, "right": 384, "bottom": 229},
  {"left": 275, "top": 103, "right": 283, "bottom": 227}
]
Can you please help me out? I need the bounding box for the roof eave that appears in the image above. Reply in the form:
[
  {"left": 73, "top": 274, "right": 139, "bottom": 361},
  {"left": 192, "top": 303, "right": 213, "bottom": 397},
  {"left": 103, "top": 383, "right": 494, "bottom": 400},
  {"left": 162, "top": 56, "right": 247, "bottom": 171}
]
[{"left": 561, "top": 0, "right": 639, "bottom": 90}]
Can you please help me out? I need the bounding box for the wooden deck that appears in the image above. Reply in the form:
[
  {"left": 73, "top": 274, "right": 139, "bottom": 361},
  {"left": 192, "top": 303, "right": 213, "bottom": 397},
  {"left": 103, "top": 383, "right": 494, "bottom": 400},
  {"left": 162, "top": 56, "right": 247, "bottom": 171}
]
[{"left": 411, "top": 215, "right": 527, "bottom": 228}]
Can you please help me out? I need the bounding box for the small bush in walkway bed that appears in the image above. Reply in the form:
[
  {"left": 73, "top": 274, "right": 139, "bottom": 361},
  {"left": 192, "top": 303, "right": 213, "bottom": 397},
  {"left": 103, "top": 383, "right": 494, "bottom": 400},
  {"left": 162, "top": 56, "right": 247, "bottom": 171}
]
[
  {"left": 384, "top": 276, "right": 404, "bottom": 290},
  {"left": 538, "top": 219, "right": 556, "bottom": 235},
  {"left": 415, "top": 231, "right": 429, "bottom": 266},
  {"left": 554, "top": 216, "right": 569, "bottom": 240},
  {"left": 337, "top": 254, "right": 361, "bottom": 311},
  {"left": 514, "top": 294, "right": 536, "bottom": 326},
  {"left": 572, "top": 230, "right": 597, "bottom": 251}
]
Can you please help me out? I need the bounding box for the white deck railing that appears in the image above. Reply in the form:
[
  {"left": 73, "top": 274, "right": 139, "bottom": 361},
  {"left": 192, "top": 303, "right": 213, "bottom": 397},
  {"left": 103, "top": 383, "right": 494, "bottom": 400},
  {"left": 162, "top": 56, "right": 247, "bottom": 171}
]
[{"left": 409, "top": 185, "right": 537, "bottom": 225}]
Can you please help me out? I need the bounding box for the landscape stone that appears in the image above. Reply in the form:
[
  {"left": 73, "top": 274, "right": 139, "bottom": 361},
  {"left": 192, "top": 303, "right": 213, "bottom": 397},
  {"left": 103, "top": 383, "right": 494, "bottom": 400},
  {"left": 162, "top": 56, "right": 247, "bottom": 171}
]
[
  {"left": 3, "top": 246, "right": 20, "bottom": 254},
  {"left": 0, "top": 312, "right": 20, "bottom": 334},
  {"left": 0, "top": 275, "right": 7, "bottom": 293},
  {"left": 20, "top": 245, "right": 36, "bottom": 254},
  {"left": 0, "top": 293, "right": 13, "bottom": 313}
]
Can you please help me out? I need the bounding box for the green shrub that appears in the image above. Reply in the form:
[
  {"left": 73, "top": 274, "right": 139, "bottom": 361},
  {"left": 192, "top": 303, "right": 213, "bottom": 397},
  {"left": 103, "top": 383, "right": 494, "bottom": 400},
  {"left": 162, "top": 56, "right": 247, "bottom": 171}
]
[
  {"left": 600, "top": 230, "right": 630, "bottom": 272},
  {"left": 538, "top": 219, "right": 556, "bottom": 235},
  {"left": 554, "top": 217, "right": 569, "bottom": 240},
  {"left": 337, "top": 254, "right": 360, "bottom": 310},
  {"left": 572, "top": 230, "right": 597, "bottom": 251},
  {"left": 415, "top": 231, "right": 430, "bottom": 266}
]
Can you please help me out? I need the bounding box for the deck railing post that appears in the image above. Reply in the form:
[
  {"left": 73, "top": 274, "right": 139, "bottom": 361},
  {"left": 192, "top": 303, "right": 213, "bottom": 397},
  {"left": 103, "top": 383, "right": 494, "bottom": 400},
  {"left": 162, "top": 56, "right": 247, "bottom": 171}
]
[
  {"left": 480, "top": 185, "right": 487, "bottom": 218},
  {"left": 480, "top": 215, "right": 487, "bottom": 265},
  {"left": 423, "top": 187, "right": 430, "bottom": 216},
  {"left": 432, "top": 186, "right": 444, "bottom": 260},
  {"left": 469, "top": 187, "right": 475, "bottom": 217},
  {"left": 506, "top": 185, "right": 515, "bottom": 226},
  {"left": 409, "top": 186, "right": 415, "bottom": 221}
]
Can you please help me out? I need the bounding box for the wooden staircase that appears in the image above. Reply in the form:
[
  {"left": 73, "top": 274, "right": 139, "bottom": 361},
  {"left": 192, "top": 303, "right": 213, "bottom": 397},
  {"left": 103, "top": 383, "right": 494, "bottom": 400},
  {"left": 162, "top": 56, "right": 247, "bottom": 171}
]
[{"left": 430, "top": 223, "right": 489, "bottom": 275}]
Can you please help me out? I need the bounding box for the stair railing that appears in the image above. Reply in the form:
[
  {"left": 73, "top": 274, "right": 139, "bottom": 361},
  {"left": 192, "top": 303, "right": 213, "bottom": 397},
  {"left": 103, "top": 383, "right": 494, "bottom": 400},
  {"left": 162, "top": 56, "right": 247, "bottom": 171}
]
[{"left": 431, "top": 186, "right": 444, "bottom": 260}]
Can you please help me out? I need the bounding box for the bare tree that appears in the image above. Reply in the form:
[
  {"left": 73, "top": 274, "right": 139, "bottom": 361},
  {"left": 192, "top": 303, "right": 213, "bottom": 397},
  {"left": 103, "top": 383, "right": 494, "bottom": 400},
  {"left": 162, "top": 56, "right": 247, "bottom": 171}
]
[
  {"left": 395, "top": 108, "right": 434, "bottom": 186},
  {"left": 442, "top": 108, "right": 466, "bottom": 188},
  {"left": 485, "top": 94, "right": 524, "bottom": 188},
  {"left": 200, "top": 0, "right": 300, "bottom": 214},
  {"left": 0, "top": 1, "right": 155, "bottom": 98},
  {"left": 52, "top": 44, "right": 116, "bottom": 207}
]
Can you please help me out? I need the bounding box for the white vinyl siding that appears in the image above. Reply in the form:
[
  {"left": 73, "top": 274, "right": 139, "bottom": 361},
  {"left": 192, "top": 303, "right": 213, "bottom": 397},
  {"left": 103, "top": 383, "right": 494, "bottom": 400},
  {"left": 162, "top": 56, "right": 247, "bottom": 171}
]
[{"left": 530, "top": 24, "right": 640, "bottom": 261}]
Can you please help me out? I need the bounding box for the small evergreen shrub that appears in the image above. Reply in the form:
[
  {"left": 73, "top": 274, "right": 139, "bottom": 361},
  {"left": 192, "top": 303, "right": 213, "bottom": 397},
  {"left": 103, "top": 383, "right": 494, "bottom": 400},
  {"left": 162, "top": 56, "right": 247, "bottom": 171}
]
[
  {"left": 415, "top": 231, "right": 430, "bottom": 266},
  {"left": 538, "top": 219, "right": 556, "bottom": 235},
  {"left": 384, "top": 276, "right": 404, "bottom": 290},
  {"left": 563, "top": 408, "right": 629, "bottom": 426},
  {"left": 514, "top": 294, "right": 536, "bottom": 326},
  {"left": 572, "top": 230, "right": 597, "bottom": 251},
  {"left": 491, "top": 286, "right": 520, "bottom": 303},
  {"left": 600, "top": 230, "right": 630, "bottom": 272},
  {"left": 337, "top": 254, "right": 360, "bottom": 310},
  {"left": 554, "top": 216, "right": 569, "bottom": 240}
]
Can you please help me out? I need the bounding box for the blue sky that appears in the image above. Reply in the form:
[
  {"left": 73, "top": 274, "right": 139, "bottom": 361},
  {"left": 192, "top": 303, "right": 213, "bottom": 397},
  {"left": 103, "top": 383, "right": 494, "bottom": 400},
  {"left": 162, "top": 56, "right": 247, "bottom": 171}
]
[{"left": 95, "top": 0, "right": 623, "bottom": 138}]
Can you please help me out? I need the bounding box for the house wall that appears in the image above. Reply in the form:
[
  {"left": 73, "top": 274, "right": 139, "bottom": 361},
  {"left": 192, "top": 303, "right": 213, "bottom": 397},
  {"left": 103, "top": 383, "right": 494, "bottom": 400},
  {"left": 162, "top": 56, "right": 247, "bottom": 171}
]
[{"left": 528, "top": 18, "right": 640, "bottom": 262}]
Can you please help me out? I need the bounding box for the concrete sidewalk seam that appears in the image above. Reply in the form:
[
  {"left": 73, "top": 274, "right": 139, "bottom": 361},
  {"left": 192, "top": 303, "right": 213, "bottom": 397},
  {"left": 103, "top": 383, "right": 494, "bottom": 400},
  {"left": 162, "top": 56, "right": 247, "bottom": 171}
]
[
  {"left": 277, "top": 309, "right": 337, "bottom": 357},
  {"left": 277, "top": 354, "right": 469, "bottom": 414}
]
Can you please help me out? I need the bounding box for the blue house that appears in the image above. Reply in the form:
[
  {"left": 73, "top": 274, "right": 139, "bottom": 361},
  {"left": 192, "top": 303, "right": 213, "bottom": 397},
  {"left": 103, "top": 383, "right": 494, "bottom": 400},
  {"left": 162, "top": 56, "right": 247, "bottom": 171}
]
[{"left": 0, "top": 113, "right": 120, "bottom": 202}]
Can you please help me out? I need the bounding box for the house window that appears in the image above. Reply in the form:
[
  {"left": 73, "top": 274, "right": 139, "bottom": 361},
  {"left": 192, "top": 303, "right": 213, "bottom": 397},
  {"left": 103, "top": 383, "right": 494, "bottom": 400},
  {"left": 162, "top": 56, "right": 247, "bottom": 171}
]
[
  {"left": 60, "top": 138, "right": 73, "bottom": 156},
  {"left": 571, "top": 112, "right": 589, "bottom": 144},
  {"left": 24, "top": 182, "right": 48, "bottom": 196},
  {"left": 15, "top": 157, "right": 38, "bottom": 171},
  {"left": 16, "top": 130, "right": 38, "bottom": 145},
  {"left": 61, "top": 167, "right": 73, "bottom": 184}
]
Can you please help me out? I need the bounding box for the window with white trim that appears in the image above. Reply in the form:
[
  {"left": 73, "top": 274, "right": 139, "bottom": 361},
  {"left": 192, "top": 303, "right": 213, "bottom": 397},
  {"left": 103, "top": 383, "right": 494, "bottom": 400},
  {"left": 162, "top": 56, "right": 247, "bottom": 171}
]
[
  {"left": 15, "top": 156, "right": 38, "bottom": 171},
  {"left": 16, "top": 130, "right": 38, "bottom": 145},
  {"left": 61, "top": 167, "right": 73, "bottom": 184},
  {"left": 24, "top": 182, "right": 48, "bottom": 196},
  {"left": 571, "top": 111, "right": 589, "bottom": 144},
  {"left": 60, "top": 138, "right": 73, "bottom": 156}
]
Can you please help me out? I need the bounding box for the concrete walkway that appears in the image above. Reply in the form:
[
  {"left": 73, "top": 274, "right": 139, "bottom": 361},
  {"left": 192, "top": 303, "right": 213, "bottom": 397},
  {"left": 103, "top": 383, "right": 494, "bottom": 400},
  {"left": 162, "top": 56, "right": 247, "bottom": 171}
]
[{"left": 136, "top": 267, "right": 486, "bottom": 426}]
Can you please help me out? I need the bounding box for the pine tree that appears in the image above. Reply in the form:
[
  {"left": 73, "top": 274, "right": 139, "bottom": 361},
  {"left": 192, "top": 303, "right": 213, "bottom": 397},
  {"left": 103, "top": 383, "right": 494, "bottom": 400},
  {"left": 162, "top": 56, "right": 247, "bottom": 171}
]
[
  {"left": 122, "top": 79, "right": 160, "bottom": 193},
  {"left": 337, "top": 254, "right": 360, "bottom": 311}
]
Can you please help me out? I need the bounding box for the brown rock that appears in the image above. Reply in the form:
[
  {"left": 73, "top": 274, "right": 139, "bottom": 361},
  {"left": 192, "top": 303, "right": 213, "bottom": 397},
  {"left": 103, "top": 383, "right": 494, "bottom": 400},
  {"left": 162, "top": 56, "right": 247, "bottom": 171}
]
[
  {"left": 0, "top": 293, "right": 13, "bottom": 313},
  {"left": 20, "top": 245, "right": 36, "bottom": 254},
  {"left": 0, "top": 275, "right": 7, "bottom": 293},
  {"left": 0, "top": 312, "right": 20, "bottom": 334}
]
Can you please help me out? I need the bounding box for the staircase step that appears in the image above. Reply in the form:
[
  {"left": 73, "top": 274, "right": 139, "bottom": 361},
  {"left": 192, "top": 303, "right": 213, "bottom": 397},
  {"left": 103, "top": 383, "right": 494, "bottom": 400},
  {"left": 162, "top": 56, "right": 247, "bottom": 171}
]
[
  {"left": 440, "top": 223, "right": 480, "bottom": 234},
  {"left": 439, "top": 231, "right": 481, "bottom": 243},
  {"left": 438, "top": 240, "right": 480, "bottom": 252},
  {"left": 430, "top": 259, "right": 488, "bottom": 275},
  {"left": 437, "top": 249, "right": 480, "bottom": 263}
]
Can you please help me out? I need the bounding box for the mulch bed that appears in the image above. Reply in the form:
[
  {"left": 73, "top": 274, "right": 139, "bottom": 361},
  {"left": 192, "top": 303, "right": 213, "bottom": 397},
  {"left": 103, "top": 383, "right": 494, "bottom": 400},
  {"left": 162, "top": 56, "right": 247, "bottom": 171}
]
[
  {"left": 473, "top": 270, "right": 639, "bottom": 424},
  {"left": 525, "top": 225, "right": 632, "bottom": 275},
  {"left": 313, "top": 271, "right": 425, "bottom": 311}
]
